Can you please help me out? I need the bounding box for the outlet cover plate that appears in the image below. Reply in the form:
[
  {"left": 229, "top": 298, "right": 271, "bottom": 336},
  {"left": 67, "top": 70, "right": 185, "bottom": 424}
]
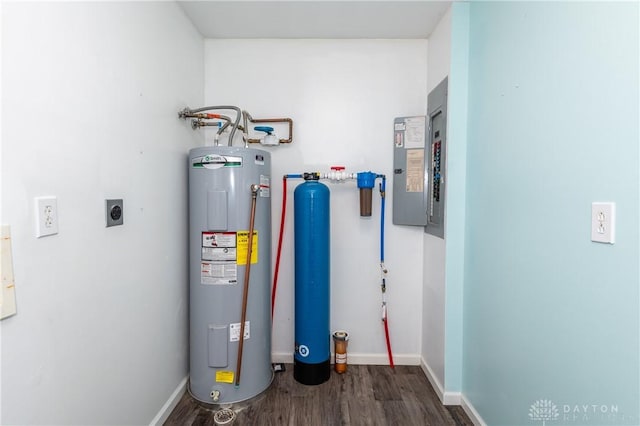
[
  {"left": 105, "top": 199, "right": 124, "bottom": 227},
  {"left": 35, "top": 196, "right": 58, "bottom": 238},
  {"left": 591, "top": 202, "right": 615, "bottom": 244}
]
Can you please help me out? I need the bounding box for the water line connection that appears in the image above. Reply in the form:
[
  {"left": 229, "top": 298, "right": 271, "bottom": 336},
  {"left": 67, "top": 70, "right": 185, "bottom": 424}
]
[{"left": 179, "top": 105, "right": 293, "bottom": 147}]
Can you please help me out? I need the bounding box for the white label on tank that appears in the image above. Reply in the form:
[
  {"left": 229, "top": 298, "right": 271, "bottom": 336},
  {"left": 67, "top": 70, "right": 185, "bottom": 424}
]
[
  {"left": 201, "top": 261, "right": 237, "bottom": 285},
  {"left": 202, "top": 247, "right": 236, "bottom": 262},
  {"left": 259, "top": 175, "right": 270, "bottom": 198},
  {"left": 229, "top": 321, "right": 250, "bottom": 342},
  {"left": 192, "top": 155, "right": 243, "bottom": 169},
  {"left": 202, "top": 232, "right": 236, "bottom": 248},
  {"left": 192, "top": 155, "right": 225, "bottom": 169}
]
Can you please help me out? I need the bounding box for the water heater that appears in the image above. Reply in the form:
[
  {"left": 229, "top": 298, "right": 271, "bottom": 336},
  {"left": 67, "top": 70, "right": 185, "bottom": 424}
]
[{"left": 188, "top": 146, "right": 272, "bottom": 404}]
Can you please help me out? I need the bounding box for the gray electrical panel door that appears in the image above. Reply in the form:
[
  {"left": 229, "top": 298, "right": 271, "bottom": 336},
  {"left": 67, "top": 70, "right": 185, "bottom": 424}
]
[
  {"left": 425, "top": 77, "right": 448, "bottom": 239},
  {"left": 392, "top": 116, "right": 428, "bottom": 226}
]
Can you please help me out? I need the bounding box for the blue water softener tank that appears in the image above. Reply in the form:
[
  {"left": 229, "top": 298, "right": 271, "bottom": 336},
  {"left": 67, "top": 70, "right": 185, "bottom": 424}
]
[{"left": 293, "top": 174, "right": 331, "bottom": 385}]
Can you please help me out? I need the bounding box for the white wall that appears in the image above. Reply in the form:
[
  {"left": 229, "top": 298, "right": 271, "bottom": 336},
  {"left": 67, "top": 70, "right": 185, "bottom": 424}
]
[
  {"left": 1, "top": 2, "right": 202, "bottom": 424},
  {"left": 422, "top": 6, "right": 451, "bottom": 391},
  {"left": 204, "top": 39, "right": 428, "bottom": 363},
  {"left": 427, "top": 7, "right": 452, "bottom": 94}
]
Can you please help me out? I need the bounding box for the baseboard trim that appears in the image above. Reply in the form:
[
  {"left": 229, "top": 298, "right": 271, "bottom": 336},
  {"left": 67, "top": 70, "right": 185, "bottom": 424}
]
[
  {"left": 419, "top": 357, "right": 460, "bottom": 405},
  {"left": 149, "top": 375, "right": 188, "bottom": 426},
  {"left": 419, "top": 358, "right": 445, "bottom": 401},
  {"left": 418, "top": 358, "right": 486, "bottom": 424},
  {"left": 271, "top": 352, "right": 421, "bottom": 366},
  {"left": 461, "top": 394, "right": 487, "bottom": 426}
]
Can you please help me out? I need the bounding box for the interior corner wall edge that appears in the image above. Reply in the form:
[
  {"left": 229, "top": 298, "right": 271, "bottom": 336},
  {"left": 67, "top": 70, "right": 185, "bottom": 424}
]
[
  {"left": 441, "top": 1, "right": 470, "bottom": 396},
  {"left": 422, "top": 4, "right": 452, "bottom": 393},
  {"left": 1, "top": 2, "right": 203, "bottom": 424}
]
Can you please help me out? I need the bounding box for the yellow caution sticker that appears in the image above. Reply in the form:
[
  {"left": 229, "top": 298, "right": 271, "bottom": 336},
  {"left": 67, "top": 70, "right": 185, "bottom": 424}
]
[
  {"left": 215, "top": 371, "right": 235, "bottom": 384},
  {"left": 236, "top": 231, "right": 258, "bottom": 265}
]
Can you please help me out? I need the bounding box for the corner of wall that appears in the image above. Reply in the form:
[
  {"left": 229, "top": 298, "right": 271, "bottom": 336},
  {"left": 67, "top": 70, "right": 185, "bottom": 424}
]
[{"left": 442, "top": 0, "right": 470, "bottom": 395}]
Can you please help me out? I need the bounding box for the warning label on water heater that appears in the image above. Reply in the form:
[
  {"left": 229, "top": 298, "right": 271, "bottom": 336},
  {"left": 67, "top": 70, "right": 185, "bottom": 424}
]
[
  {"left": 200, "top": 230, "right": 258, "bottom": 283},
  {"left": 202, "top": 247, "right": 236, "bottom": 262},
  {"left": 215, "top": 371, "right": 234, "bottom": 384},
  {"left": 201, "top": 261, "right": 237, "bottom": 285},
  {"left": 201, "top": 232, "right": 238, "bottom": 285},
  {"left": 236, "top": 231, "right": 258, "bottom": 265},
  {"left": 202, "top": 232, "right": 236, "bottom": 248},
  {"left": 259, "top": 175, "right": 270, "bottom": 198},
  {"left": 229, "top": 321, "right": 250, "bottom": 342}
]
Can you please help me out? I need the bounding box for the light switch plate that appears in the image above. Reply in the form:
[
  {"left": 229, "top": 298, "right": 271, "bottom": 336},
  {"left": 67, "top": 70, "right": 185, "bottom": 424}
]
[{"left": 591, "top": 202, "right": 615, "bottom": 244}]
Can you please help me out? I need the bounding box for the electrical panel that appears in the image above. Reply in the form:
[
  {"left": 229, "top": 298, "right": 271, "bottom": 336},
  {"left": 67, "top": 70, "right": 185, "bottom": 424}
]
[
  {"left": 425, "top": 77, "right": 447, "bottom": 239},
  {"left": 392, "top": 116, "right": 428, "bottom": 226}
]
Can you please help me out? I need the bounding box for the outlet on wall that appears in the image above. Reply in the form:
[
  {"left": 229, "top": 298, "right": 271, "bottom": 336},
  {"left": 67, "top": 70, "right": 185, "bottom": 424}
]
[
  {"left": 35, "top": 196, "right": 59, "bottom": 238},
  {"left": 591, "top": 202, "right": 615, "bottom": 244},
  {"left": 105, "top": 199, "right": 124, "bottom": 227}
]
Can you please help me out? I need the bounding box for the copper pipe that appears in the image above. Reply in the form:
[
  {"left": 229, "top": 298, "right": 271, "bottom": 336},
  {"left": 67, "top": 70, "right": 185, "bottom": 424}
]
[
  {"left": 235, "top": 184, "right": 260, "bottom": 387},
  {"left": 244, "top": 111, "right": 293, "bottom": 144}
]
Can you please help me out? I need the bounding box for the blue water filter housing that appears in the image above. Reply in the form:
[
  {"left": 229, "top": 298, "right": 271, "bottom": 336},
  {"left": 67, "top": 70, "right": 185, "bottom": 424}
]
[{"left": 293, "top": 178, "right": 331, "bottom": 385}]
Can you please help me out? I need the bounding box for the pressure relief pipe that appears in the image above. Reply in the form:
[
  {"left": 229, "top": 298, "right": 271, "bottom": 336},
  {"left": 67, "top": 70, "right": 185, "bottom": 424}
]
[{"left": 235, "top": 183, "right": 260, "bottom": 387}]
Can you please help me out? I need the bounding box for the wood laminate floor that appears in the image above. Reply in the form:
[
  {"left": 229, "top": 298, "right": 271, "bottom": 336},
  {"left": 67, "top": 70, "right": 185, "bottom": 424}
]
[{"left": 164, "top": 364, "right": 473, "bottom": 426}]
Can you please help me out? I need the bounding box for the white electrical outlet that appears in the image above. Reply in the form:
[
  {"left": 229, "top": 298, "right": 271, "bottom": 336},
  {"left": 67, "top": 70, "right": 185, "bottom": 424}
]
[
  {"left": 35, "top": 196, "right": 58, "bottom": 238},
  {"left": 591, "top": 202, "right": 615, "bottom": 244}
]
